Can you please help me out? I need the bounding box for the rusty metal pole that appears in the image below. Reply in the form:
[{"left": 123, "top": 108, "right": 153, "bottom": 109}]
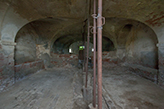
[
  {"left": 97, "top": 0, "right": 103, "bottom": 108},
  {"left": 85, "top": 22, "right": 90, "bottom": 88},
  {"left": 92, "top": 0, "right": 97, "bottom": 107},
  {"left": 85, "top": 0, "right": 91, "bottom": 88},
  {"left": 83, "top": 20, "right": 87, "bottom": 72}
]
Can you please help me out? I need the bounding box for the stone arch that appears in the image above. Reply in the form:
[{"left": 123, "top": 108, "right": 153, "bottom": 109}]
[
  {"left": 68, "top": 41, "right": 93, "bottom": 55},
  {"left": 117, "top": 24, "right": 133, "bottom": 48},
  {"left": 102, "top": 17, "right": 159, "bottom": 69},
  {"left": 115, "top": 18, "right": 158, "bottom": 69},
  {"left": 102, "top": 36, "right": 115, "bottom": 52},
  {"left": 49, "top": 21, "right": 84, "bottom": 49},
  {"left": 52, "top": 34, "right": 84, "bottom": 54},
  {"left": 14, "top": 17, "right": 71, "bottom": 64}
]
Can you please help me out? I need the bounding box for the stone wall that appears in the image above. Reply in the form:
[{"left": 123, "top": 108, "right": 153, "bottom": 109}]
[
  {"left": 127, "top": 26, "right": 158, "bottom": 68},
  {"left": 51, "top": 53, "right": 78, "bottom": 67},
  {"left": 0, "top": 42, "right": 15, "bottom": 91},
  {"left": 15, "top": 28, "right": 37, "bottom": 64},
  {"left": 158, "top": 43, "right": 164, "bottom": 87},
  {"left": 15, "top": 60, "right": 44, "bottom": 81},
  {"left": 119, "top": 23, "right": 158, "bottom": 69},
  {"left": 102, "top": 51, "right": 159, "bottom": 84},
  {"left": 0, "top": 21, "right": 48, "bottom": 91},
  {"left": 102, "top": 51, "right": 118, "bottom": 64},
  {"left": 0, "top": 40, "right": 45, "bottom": 92},
  {"left": 154, "top": 25, "right": 164, "bottom": 88},
  {"left": 124, "top": 63, "right": 158, "bottom": 83},
  {"left": 0, "top": 0, "right": 164, "bottom": 90}
]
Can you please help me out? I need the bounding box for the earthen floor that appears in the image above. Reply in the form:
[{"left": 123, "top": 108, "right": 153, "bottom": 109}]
[
  {"left": 0, "top": 65, "right": 164, "bottom": 109},
  {"left": 102, "top": 64, "right": 164, "bottom": 109}
]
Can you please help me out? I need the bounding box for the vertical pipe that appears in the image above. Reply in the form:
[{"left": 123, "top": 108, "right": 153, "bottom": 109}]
[
  {"left": 85, "top": 0, "right": 91, "bottom": 88},
  {"left": 83, "top": 21, "right": 87, "bottom": 72},
  {"left": 97, "top": 0, "right": 102, "bottom": 108},
  {"left": 85, "top": 21, "right": 90, "bottom": 88},
  {"left": 92, "top": 0, "right": 97, "bottom": 107}
]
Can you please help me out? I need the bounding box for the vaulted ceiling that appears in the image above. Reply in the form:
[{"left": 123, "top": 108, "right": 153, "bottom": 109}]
[{"left": 0, "top": 0, "right": 164, "bottom": 47}]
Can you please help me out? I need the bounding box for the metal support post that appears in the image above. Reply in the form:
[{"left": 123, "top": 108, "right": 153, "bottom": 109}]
[
  {"left": 97, "top": 0, "right": 104, "bottom": 108},
  {"left": 85, "top": 0, "right": 91, "bottom": 88},
  {"left": 92, "top": 0, "right": 97, "bottom": 107}
]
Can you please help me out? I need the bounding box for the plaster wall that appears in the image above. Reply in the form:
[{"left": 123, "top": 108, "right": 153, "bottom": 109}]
[
  {"left": 15, "top": 28, "right": 37, "bottom": 64},
  {"left": 126, "top": 24, "right": 158, "bottom": 69}
]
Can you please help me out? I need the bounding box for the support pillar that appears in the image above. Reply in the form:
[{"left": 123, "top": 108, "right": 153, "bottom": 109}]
[
  {"left": 97, "top": 0, "right": 104, "bottom": 108},
  {"left": 158, "top": 43, "right": 164, "bottom": 88},
  {"left": 0, "top": 40, "right": 16, "bottom": 91},
  {"left": 92, "top": 0, "right": 97, "bottom": 108}
]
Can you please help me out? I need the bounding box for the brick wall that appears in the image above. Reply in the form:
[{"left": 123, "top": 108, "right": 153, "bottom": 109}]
[
  {"left": 0, "top": 42, "right": 44, "bottom": 92},
  {"left": 0, "top": 44, "right": 15, "bottom": 91},
  {"left": 51, "top": 53, "right": 78, "bottom": 67},
  {"left": 102, "top": 51, "right": 118, "bottom": 64},
  {"left": 125, "top": 64, "right": 158, "bottom": 83},
  {"left": 15, "top": 60, "right": 44, "bottom": 80},
  {"left": 102, "top": 51, "right": 159, "bottom": 84}
]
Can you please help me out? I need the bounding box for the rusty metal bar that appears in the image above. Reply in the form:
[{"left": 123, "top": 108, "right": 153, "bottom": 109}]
[
  {"left": 85, "top": 23, "right": 90, "bottom": 88},
  {"left": 83, "top": 20, "right": 87, "bottom": 72},
  {"left": 97, "top": 0, "right": 103, "bottom": 108},
  {"left": 92, "top": 0, "right": 97, "bottom": 107},
  {"left": 85, "top": 0, "right": 91, "bottom": 88}
]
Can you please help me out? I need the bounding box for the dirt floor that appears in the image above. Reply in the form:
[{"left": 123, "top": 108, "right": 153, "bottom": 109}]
[
  {"left": 0, "top": 64, "right": 164, "bottom": 109},
  {"left": 102, "top": 64, "right": 164, "bottom": 109},
  {"left": 0, "top": 67, "right": 81, "bottom": 109}
]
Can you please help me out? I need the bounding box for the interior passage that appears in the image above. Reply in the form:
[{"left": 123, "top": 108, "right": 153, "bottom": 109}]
[
  {"left": 0, "top": 66, "right": 164, "bottom": 109},
  {"left": 1, "top": 0, "right": 164, "bottom": 109}
]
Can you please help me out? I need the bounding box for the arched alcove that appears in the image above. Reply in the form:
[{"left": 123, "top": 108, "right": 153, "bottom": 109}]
[
  {"left": 14, "top": 18, "right": 69, "bottom": 80},
  {"left": 68, "top": 41, "right": 93, "bottom": 54},
  {"left": 52, "top": 34, "right": 84, "bottom": 54},
  {"left": 14, "top": 24, "right": 37, "bottom": 64},
  {"left": 102, "top": 36, "right": 115, "bottom": 52},
  {"left": 125, "top": 23, "right": 158, "bottom": 69},
  {"left": 108, "top": 18, "right": 159, "bottom": 69}
]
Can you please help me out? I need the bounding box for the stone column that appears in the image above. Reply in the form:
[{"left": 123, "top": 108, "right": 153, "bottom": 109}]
[
  {"left": 116, "top": 47, "right": 126, "bottom": 62},
  {"left": 0, "top": 40, "right": 16, "bottom": 91},
  {"left": 157, "top": 43, "right": 164, "bottom": 87}
]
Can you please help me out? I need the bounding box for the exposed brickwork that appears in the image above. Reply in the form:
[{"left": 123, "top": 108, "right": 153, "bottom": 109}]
[
  {"left": 102, "top": 51, "right": 118, "bottom": 64},
  {"left": 0, "top": 65, "right": 14, "bottom": 91},
  {"left": 129, "top": 66, "right": 158, "bottom": 83},
  {"left": 102, "top": 58, "right": 118, "bottom": 64},
  {"left": 145, "top": 11, "right": 164, "bottom": 26},
  {"left": 0, "top": 45, "right": 44, "bottom": 92},
  {"left": 102, "top": 51, "right": 159, "bottom": 84},
  {"left": 15, "top": 60, "right": 44, "bottom": 80},
  {"left": 51, "top": 53, "right": 78, "bottom": 67},
  {"left": 118, "top": 63, "right": 159, "bottom": 84}
]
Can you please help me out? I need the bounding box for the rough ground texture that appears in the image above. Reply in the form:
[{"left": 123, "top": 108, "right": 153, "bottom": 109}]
[
  {"left": 0, "top": 65, "right": 164, "bottom": 109},
  {"left": 102, "top": 64, "right": 164, "bottom": 109},
  {"left": 0, "top": 67, "right": 78, "bottom": 109}
]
